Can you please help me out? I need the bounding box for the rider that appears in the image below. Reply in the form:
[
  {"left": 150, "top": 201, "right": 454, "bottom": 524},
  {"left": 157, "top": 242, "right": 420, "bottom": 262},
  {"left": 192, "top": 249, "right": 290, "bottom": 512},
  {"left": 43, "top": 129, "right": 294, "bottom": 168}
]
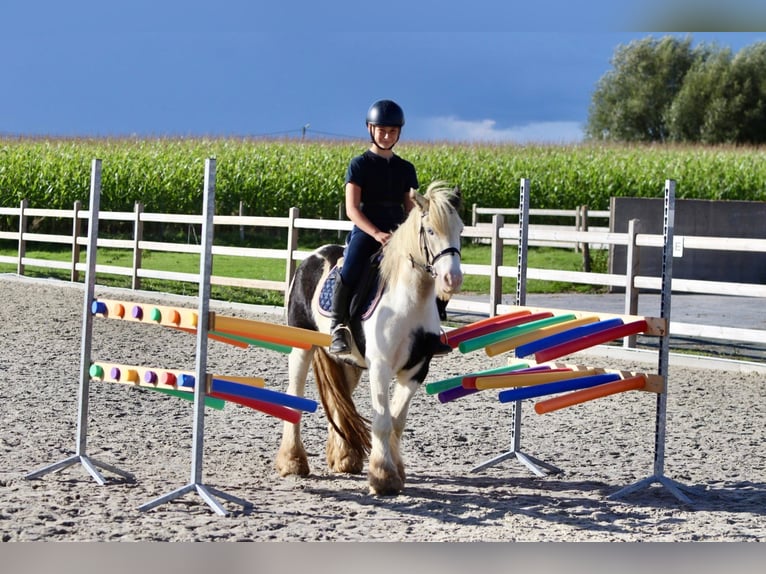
[{"left": 329, "top": 99, "right": 452, "bottom": 357}]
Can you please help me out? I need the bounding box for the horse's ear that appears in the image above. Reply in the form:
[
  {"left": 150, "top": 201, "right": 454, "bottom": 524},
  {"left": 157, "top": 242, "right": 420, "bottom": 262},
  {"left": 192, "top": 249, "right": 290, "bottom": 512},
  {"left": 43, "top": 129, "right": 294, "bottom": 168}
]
[
  {"left": 410, "top": 188, "right": 428, "bottom": 212},
  {"left": 450, "top": 186, "right": 464, "bottom": 212}
]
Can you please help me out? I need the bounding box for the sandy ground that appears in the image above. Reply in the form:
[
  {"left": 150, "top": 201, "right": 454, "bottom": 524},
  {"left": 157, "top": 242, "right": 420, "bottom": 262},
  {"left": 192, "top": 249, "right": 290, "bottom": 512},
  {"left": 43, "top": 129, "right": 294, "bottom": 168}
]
[{"left": 1, "top": 275, "right": 765, "bottom": 542}]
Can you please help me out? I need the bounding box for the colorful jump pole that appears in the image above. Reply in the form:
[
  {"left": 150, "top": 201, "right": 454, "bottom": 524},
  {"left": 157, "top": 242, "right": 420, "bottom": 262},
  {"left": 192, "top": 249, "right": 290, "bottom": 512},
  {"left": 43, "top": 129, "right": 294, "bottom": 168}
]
[
  {"left": 534, "top": 375, "right": 647, "bottom": 414},
  {"left": 208, "top": 391, "right": 303, "bottom": 424},
  {"left": 443, "top": 310, "right": 534, "bottom": 348},
  {"left": 533, "top": 319, "right": 649, "bottom": 363},
  {"left": 211, "top": 315, "right": 331, "bottom": 349},
  {"left": 462, "top": 364, "right": 555, "bottom": 390},
  {"left": 457, "top": 312, "right": 569, "bottom": 354},
  {"left": 514, "top": 317, "right": 624, "bottom": 358},
  {"left": 210, "top": 378, "right": 318, "bottom": 413},
  {"left": 425, "top": 362, "right": 530, "bottom": 395},
  {"left": 497, "top": 373, "right": 622, "bottom": 403},
  {"left": 474, "top": 368, "right": 597, "bottom": 390},
  {"left": 483, "top": 316, "right": 600, "bottom": 357}
]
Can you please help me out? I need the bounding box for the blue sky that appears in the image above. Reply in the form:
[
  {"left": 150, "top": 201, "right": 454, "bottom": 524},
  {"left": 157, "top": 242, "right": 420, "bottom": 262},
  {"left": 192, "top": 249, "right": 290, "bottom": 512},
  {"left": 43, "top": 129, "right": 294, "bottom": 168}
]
[{"left": 2, "top": 2, "right": 765, "bottom": 144}]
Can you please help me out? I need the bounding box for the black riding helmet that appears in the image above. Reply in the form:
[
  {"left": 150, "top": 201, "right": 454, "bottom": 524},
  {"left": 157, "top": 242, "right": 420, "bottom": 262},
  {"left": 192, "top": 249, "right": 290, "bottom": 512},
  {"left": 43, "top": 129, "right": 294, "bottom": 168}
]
[{"left": 366, "top": 99, "right": 405, "bottom": 150}]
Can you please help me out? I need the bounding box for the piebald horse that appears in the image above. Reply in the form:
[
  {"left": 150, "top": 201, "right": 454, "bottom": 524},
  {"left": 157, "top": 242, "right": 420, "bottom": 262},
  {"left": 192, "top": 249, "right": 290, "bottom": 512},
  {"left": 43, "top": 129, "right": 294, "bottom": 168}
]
[{"left": 276, "top": 182, "right": 464, "bottom": 495}]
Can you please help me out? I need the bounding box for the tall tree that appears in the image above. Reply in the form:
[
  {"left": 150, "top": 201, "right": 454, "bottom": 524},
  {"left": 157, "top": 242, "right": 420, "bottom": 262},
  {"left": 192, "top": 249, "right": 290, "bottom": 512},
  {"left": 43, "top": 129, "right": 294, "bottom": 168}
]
[
  {"left": 666, "top": 46, "right": 733, "bottom": 143},
  {"left": 586, "top": 35, "right": 701, "bottom": 142},
  {"left": 668, "top": 41, "right": 766, "bottom": 144}
]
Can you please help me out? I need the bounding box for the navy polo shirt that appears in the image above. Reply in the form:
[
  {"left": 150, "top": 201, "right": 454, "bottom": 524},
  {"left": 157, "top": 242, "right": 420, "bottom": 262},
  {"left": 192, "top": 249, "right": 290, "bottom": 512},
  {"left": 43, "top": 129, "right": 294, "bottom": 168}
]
[{"left": 344, "top": 150, "right": 419, "bottom": 231}]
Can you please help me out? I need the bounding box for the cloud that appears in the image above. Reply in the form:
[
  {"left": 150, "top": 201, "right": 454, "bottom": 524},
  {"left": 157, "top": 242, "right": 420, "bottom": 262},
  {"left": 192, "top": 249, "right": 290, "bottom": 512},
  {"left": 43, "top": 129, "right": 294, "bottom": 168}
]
[{"left": 412, "top": 116, "right": 585, "bottom": 144}]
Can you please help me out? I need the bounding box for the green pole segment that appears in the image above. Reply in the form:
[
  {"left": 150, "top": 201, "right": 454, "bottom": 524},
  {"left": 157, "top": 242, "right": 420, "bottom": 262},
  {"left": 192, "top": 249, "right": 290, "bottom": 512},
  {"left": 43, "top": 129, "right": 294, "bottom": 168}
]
[
  {"left": 147, "top": 386, "right": 226, "bottom": 410},
  {"left": 458, "top": 314, "right": 578, "bottom": 354},
  {"left": 425, "top": 362, "right": 529, "bottom": 395},
  {"left": 210, "top": 330, "right": 293, "bottom": 354}
]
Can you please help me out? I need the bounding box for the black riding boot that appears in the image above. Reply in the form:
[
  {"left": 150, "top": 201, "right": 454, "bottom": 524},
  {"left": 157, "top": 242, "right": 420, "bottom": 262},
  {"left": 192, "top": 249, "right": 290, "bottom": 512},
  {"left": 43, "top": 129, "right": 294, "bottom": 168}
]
[
  {"left": 329, "top": 277, "right": 352, "bottom": 355},
  {"left": 431, "top": 296, "right": 453, "bottom": 357}
]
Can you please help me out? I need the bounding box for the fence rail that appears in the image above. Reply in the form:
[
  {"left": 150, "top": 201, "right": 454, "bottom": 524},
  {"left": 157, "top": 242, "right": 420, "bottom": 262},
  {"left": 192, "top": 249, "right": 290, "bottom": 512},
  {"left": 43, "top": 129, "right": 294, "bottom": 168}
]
[{"left": 2, "top": 199, "right": 765, "bottom": 354}]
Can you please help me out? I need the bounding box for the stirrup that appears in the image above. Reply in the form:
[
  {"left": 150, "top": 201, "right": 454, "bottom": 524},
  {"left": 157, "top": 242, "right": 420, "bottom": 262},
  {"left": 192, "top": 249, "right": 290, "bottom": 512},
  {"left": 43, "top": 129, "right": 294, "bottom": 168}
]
[
  {"left": 431, "top": 340, "right": 453, "bottom": 357},
  {"left": 329, "top": 325, "right": 352, "bottom": 355}
]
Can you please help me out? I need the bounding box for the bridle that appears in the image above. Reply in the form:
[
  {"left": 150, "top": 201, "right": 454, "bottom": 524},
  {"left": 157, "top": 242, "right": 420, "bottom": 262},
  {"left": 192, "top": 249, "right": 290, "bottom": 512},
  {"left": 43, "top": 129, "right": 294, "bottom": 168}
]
[{"left": 410, "top": 211, "right": 461, "bottom": 278}]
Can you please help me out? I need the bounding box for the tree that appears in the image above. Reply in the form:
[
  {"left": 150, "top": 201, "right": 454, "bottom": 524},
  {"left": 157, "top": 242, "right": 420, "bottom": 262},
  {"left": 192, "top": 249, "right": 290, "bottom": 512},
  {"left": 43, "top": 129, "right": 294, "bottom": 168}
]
[
  {"left": 585, "top": 35, "right": 702, "bottom": 143},
  {"left": 666, "top": 47, "right": 733, "bottom": 143},
  {"left": 726, "top": 42, "right": 766, "bottom": 144}
]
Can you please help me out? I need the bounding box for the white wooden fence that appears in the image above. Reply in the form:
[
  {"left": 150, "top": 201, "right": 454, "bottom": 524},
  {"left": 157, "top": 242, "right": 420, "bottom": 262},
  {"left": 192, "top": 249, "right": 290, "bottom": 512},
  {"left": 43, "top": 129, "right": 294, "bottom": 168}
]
[{"left": 1, "top": 199, "right": 765, "bottom": 353}]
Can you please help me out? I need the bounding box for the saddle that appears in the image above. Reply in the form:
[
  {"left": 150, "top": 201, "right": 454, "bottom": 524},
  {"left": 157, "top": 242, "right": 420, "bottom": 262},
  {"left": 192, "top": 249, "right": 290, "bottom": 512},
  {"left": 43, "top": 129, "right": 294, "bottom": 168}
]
[{"left": 318, "top": 252, "right": 385, "bottom": 322}]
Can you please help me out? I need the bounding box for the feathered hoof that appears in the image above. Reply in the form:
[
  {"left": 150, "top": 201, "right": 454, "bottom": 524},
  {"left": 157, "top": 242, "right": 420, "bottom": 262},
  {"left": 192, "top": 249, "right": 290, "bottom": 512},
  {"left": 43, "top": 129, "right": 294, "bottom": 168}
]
[
  {"left": 326, "top": 436, "right": 366, "bottom": 474},
  {"left": 368, "top": 463, "right": 404, "bottom": 496},
  {"left": 275, "top": 452, "right": 310, "bottom": 478},
  {"left": 328, "top": 455, "right": 364, "bottom": 475}
]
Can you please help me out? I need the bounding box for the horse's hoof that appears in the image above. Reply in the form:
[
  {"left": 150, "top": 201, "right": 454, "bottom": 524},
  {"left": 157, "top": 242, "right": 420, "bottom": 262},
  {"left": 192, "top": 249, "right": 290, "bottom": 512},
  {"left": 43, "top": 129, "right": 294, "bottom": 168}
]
[
  {"left": 368, "top": 483, "right": 402, "bottom": 496},
  {"left": 368, "top": 468, "right": 404, "bottom": 496},
  {"left": 275, "top": 454, "right": 310, "bottom": 478},
  {"left": 329, "top": 457, "right": 364, "bottom": 475}
]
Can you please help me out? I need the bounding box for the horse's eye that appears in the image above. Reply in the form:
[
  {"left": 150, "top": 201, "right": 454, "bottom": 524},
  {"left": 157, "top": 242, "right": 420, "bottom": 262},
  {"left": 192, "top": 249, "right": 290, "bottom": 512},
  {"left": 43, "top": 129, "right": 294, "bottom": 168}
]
[{"left": 427, "top": 228, "right": 435, "bottom": 236}]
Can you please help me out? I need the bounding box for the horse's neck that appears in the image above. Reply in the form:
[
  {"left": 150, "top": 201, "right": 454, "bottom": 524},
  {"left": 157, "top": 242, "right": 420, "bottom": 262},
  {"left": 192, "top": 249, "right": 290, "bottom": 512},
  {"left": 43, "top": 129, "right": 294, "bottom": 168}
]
[{"left": 383, "top": 258, "right": 434, "bottom": 308}]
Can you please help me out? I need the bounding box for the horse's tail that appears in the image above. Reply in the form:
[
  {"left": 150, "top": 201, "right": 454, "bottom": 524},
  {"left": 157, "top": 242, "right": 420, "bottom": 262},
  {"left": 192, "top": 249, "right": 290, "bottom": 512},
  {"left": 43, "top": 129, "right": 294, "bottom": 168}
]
[{"left": 312, "top": 348, "right": 371, "bottom": 458}]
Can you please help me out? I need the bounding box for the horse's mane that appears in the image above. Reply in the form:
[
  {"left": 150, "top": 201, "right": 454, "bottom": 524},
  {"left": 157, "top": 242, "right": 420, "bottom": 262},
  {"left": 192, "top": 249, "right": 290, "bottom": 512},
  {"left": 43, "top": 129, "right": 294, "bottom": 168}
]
[{"left": 379, "top": 181, "right": 462, "bottom": 285}]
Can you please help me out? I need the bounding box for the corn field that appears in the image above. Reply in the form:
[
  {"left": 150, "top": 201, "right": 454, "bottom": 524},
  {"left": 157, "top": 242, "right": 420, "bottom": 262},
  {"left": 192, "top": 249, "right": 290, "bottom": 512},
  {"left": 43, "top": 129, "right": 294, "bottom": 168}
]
[{"left": 1, "top": 137, "right": 764, "bottom": 217}]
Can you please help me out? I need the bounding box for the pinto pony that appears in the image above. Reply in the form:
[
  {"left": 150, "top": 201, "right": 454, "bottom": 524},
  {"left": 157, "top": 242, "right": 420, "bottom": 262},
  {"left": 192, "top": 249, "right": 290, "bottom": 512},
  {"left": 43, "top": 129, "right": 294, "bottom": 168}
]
[{"left": 276, "top": 182, "right": 464, "bottom": 495}]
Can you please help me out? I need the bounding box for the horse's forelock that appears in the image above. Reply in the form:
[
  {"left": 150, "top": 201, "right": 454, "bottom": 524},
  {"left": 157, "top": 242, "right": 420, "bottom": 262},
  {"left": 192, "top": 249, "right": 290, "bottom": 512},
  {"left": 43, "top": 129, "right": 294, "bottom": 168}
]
[{"left": 423, "top": 182, "right": 462, "bottom": 234}]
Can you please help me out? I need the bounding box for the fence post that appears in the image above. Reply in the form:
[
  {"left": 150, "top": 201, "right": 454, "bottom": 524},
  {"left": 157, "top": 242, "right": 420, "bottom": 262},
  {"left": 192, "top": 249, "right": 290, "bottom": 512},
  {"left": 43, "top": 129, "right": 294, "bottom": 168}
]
[
  {"left": 285, "top": 206, "right": 299, "bottom": 301},
  {"left": 17, "top": 199, "right": 27, "bottom": 276},
  {"left": 623, "top": 218, "right": 641, "bottom": 348},
  {"left": 71, "top": 200, "right": 82, "bottom": 282},
  {"left": 581, "top": 205, "right": 591, "bottom": 271},
  {"left": 239, "top": 201, "right": 245, "bottom": 243},
  {"left": 489, "top": 214, "right": 504, "bottom": 316},
  {"left": 132, "top": 202, "right": 144, "bottom": 291},
  {"left": 575, "top": 204, "right": 582, "bottom": 253},
  {"left": 471, "top": 203, "right": 478, "bottom": 227},
  {"left": 337, "top": 200, "right": 345, "bottom": 241}
]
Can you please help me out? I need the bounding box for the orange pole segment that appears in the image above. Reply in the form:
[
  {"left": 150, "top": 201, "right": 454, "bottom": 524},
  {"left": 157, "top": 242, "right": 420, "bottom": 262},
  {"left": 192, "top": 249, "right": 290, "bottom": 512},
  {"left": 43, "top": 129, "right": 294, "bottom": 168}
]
[
  {"left": 534, "top": 375, "right": 647, "bottom": 414},
  {"left": 173, "top": 327, "right": 250, "bottom": 348},
  {"left": 211, "top": 315, "right": 331, "bottom": 348},
  {"left": 215, "top": 328, "right": 312, "bottom": 350}
]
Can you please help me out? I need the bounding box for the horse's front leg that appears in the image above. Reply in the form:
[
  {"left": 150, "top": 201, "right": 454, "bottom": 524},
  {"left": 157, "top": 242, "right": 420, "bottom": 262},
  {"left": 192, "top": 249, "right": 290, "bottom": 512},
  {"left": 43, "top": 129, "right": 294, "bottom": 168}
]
[
  {"left": 367, "top": 362, "right": 402, "bottom": 496},
  {"left": 389, "top": 377, "right": 421, "bottom": 484},
  {"left": 276, "top": 346, "right": 314, "bottom": 477}
]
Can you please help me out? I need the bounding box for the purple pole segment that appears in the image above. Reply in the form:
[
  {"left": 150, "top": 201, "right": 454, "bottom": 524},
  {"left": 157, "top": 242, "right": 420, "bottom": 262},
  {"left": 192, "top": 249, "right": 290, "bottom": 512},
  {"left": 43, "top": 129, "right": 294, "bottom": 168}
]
[
  {"left": 109, "top": 367, "right": 121, "bottom": 380},
  {"left": 144, "top": 371, "right": 158, "bottom": 384},
  {"left": 131, "top": 305, "right": 143, "bottom": 320},
  {"left": 497, "top": 373, "right": 622, "bottom": 403},
  {"left": 438, "top": 386, "right": 479, "bottom": 403},
  {"left": 515, "top": 317, "right": 625, "bottom": 358}
]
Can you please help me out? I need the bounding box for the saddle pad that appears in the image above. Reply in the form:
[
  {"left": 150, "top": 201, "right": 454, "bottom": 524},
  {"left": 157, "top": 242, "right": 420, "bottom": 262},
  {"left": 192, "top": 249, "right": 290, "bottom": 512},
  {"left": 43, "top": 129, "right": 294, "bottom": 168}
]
[{"left": 318, "top": 266, "right": 383, "bottom": 321}]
